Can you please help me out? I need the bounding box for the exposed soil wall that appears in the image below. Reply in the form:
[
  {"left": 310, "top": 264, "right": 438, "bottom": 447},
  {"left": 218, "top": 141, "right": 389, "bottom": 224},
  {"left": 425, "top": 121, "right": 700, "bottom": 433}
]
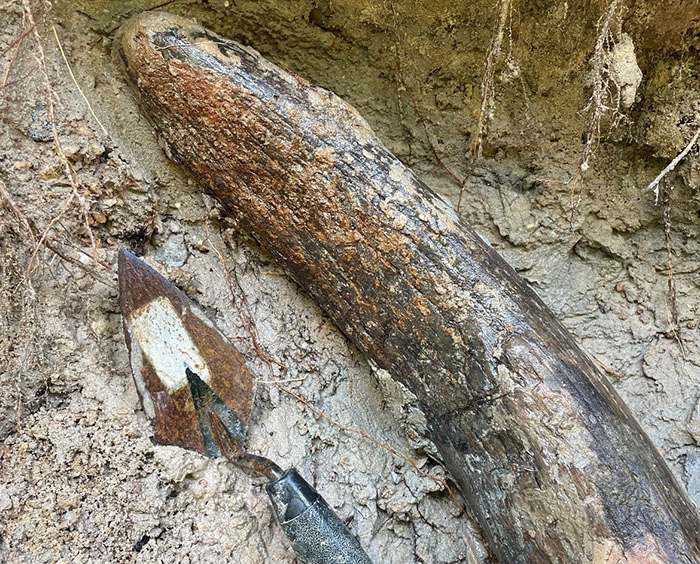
[{"left": 1, "top": 1, "right": 699, "bottom": 563}]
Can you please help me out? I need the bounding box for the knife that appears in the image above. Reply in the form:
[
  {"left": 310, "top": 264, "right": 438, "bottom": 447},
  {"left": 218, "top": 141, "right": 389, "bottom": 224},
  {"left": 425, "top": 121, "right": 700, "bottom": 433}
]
[{"left": 118, "top": 249, "right": 372, "bottom": 564}]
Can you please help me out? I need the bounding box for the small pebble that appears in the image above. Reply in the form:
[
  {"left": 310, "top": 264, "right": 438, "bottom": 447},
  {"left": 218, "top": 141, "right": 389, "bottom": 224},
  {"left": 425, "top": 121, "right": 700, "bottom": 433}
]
[
  {"left": 28, "top": 105, "right": 52, "bottom": 142},
  {"left": 63, "top": 142, "right": 82, "bottom": 160},
  {"left": 168, "top": 221, "right": 182, "bottom": 234},
  {"left": 40, "top": 165, "right": 60, "bottom": 179},
  {"left": 92, "top": 209, "right": 108, "bottom": 224},
  {"left": 192, "top": 239, "right": 210, "bottom": 253},
  {"left": 84, "top": 410, "right": 98, "bottom": 426},
  {"left": 0, "top": 487, "right": 13, "bottom": 512},
  {"left": 89, "top": 141, "right": 105, "bottom": 156},
  {"left": 91, "top": 318, "right": 112, "bottom": 337}
]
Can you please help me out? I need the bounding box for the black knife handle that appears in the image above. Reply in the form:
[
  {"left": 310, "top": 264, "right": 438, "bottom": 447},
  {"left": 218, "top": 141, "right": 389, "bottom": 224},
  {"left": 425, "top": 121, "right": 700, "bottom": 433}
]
[{"left": 265, "top": 468, "right": 373, "bottom": 564}]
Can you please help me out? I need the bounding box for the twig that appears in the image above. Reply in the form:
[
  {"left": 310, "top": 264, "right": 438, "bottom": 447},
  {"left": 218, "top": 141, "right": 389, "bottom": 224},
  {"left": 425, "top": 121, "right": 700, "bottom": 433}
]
[
  {"left": 146, "top": 0, "right": 180, "bottom": 12},
  {"left": 0, "top": 20, "right": 34, "bottom": 59},
  {"left": 1, "top": 179, "right": 113, "bottom": 284},
  {"left": 1, "top": 68, "right": 33, "bottom": 91},
  {"left": 593, "top": 355, "right": 624, "bottom": 379},
  {"left": 26, "top": 191, "right": 75, "bottom": 276},
  {"left": 258, "top": 377, "right": 306, "bottom": 385},
  {"left": 45, "top": 238, "right": 117, "bottom": 288},
  {"left": 52, "top": 24, "right": 108, "bottom": 136},
  {"left": 646, "top": 127, "right": 700, "bottom": 204},
  {"left": 52, "top": 232, "right": 113, "bottom": 271}
]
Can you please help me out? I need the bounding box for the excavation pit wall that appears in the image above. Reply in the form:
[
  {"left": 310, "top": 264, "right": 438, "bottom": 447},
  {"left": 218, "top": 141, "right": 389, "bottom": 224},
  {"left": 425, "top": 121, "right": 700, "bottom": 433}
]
[{"left": 1, "top": 1, "right": 699, "bottom": 562}]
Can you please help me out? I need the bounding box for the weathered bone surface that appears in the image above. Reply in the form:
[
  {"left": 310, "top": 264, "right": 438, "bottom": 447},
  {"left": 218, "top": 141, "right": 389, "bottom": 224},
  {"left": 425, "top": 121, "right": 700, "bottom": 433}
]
[{"left": 117, "top": 12, "right": 700, "bottom": 563}]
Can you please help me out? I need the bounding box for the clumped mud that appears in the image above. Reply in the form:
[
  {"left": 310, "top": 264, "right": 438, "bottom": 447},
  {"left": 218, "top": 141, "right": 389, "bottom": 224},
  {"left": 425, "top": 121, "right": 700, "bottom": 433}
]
[{"left": 1, "top": 1, "right": 699, "bottom": 563}]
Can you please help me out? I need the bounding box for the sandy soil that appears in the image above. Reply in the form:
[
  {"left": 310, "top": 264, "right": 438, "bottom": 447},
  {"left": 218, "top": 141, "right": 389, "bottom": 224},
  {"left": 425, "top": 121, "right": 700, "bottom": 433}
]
[{"left": 1, "top": 1, "right": 699, "bottom": 562}]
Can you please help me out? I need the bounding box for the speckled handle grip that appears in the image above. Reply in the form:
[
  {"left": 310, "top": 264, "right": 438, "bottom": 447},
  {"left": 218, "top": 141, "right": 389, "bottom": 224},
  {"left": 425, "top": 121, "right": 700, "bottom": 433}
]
[{"left": 266, "top": 468, "right": 373, "bottom": 564}]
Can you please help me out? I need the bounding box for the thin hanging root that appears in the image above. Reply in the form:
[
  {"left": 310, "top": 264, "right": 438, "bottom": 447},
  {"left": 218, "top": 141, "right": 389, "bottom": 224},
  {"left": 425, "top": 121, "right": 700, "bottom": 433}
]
[
  {"left": 568, "top": 0, "right": 623, "bottom": 227},
  {"left": 646, "top": 126, "right": 700, "bottom": 204},
  {"left": 579, "top": 0, "right": 622, "bottom": 173},
  {"left": 459, "top": 0, "right": 512, "bottom": 213},
  {"left": 644, "top": 126, "right": 699, "bottom": 356},
  {"left": 468, "top": 0, "right": 511, "bottom": 161}
]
